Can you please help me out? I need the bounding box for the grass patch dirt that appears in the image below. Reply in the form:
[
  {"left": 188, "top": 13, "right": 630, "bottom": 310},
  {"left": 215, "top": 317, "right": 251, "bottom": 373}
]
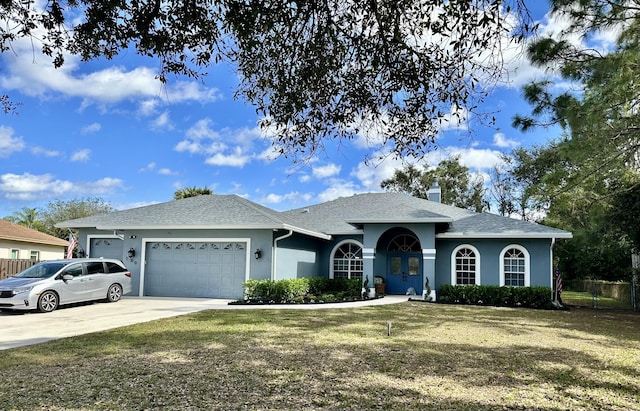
[{"left": 0, "top": 302, "right": 638, "bottom": 410}]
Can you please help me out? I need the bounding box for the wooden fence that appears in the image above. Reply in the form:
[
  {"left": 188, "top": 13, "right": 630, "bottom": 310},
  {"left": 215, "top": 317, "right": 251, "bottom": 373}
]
[{"left": 0, "top": 259, "right": 38, "bottom": 280}]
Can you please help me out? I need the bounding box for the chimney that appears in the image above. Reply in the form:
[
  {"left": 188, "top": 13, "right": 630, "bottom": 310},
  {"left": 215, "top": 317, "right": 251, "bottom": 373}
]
[{"left": 427, "top": 181, "right": 441, "bottom": 203}]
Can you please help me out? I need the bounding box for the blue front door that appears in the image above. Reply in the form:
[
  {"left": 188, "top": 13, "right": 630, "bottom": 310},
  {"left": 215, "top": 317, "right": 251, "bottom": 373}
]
[{"left": 386, "top": 253, "right": 423, "bottom": 294}]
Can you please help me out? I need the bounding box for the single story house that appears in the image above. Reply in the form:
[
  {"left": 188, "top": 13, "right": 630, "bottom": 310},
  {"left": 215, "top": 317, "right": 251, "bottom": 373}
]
[
  {"left": 0, "top": 219, "right": 69, "bottom": 261},
  {"left": 57, "top": 188, "right": 572, "bottom": 300}
]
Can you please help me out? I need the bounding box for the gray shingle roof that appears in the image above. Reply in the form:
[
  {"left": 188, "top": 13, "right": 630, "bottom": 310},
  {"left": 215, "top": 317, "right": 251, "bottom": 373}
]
[
  {"left": 284, "top": 192, "right": 459, "bottom": 234},
  {"left": 443, "top": 212, "right": 572, "bottom": 239},
  {"left": 56, "top": 194, "right": 316, "bottom": 232},
  {"left": 57, "top": 193, "right": 571, "bottom": 239},
  {"left": 284, "top": 192, "right": 571, "bottom": 238}
]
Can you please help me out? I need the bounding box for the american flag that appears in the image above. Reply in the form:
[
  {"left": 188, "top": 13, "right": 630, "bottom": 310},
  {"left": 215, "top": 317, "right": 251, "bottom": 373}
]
[
  {"left": 67, "top": 232, "right": 77, "bottom": 259},
  {"left": 555, "top": 271, "right": 563, "bottom": 294}
]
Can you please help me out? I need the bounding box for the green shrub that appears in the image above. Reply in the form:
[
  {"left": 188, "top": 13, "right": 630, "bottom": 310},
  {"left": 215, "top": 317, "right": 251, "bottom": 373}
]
[
  {"left": 242, "top": 278, "right": 310, "bottom": 303},
  {"left": 242, "top": 277, "right": 362, "bottom": 303},
  {"left": 307, "top": 277, "right": 330, "bottom": 295},
  {"left": 438, "top": 285, "right": 553, "bottom": 309}
]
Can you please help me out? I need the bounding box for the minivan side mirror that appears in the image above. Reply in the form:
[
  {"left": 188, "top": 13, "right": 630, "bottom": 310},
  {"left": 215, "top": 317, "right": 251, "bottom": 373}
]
[{"left": 62, "top": 274, "right": 74, "bottom": 281}]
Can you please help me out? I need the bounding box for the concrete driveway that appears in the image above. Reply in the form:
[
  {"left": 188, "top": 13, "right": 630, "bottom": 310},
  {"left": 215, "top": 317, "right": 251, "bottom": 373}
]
[{"left": 0, "top": 295, "right": 408, "bottom": 351}]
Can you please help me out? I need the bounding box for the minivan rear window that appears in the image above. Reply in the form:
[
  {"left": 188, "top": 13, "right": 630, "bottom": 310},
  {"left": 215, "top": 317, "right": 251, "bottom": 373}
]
[{"left": 105, "top": 262, "right": 125, "bottom": 273}]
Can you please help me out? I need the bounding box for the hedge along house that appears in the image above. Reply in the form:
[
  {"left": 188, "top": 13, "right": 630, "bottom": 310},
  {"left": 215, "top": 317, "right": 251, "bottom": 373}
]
[{"left": 56, "top": 190, "right": 572, "bottom": 300}]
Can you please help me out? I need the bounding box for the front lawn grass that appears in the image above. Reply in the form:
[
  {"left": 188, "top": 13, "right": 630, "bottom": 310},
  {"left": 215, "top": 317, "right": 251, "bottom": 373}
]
[
  {"left": 1, "top": 302, "right": 638, "bottom": 410},
  {"left": 562, "top": 290, "right": 633, "bottom": 310}
]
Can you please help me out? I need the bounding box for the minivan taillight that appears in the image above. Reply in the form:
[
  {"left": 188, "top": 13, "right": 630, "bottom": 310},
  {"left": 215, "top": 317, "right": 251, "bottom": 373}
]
[{"left": 125, "top": 272, "right": 131, "bottom": 278}]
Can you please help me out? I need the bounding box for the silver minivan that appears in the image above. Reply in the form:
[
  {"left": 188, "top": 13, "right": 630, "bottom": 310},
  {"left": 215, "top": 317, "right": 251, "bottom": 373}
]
[{"left": 0, "top": 258, "right": 132, "bottom": 312}]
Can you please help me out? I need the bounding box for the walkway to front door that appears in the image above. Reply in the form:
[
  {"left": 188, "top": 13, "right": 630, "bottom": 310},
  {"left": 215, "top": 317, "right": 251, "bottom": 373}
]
[{"left": 386, "top": 253, "right": 423, "bottom": 294}]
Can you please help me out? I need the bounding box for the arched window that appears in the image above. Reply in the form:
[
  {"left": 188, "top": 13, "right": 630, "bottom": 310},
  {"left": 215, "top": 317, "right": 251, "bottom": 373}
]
[
  {"left": 387, "top": 234, "right": 421, "bottom": 252},
  {"left": 500, "top": 245, "right": 530, "bottom": 287},
  {"left": 451, "top": 245, "right": 480, "bottom": 285},
  {"left": 331, "top": 241, "right": 363, "bottom": 280}
]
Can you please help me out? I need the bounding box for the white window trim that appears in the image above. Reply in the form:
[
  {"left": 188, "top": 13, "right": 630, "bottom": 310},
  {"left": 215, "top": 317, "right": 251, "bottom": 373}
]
[
  {"left": 450, "top": 244, "right": 481, "bottom": 285},
  {"left": 329, "top": 239, "right": 364, "bottom": 280},
  {"left": 499, "top": 244, "right": 530, "bottom": 287}
]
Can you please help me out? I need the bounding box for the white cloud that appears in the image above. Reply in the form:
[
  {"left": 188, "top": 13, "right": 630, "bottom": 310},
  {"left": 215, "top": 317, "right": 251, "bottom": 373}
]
[
  {"left": 438, "top": 147, "right": 505, "bottom": 171},
  {"left": 0, "top": 172, "right": 124, "bottom": 201},
  {"left": 138, "top": 162, "right": 177, "bottom": 175},
  {"left": 158, "top": 168, "right": 178, "bottom": 176},
  {"left": 151, "top": 111, "right": 172, "bottom": 129},
  {"left": 81, "top": 177, "right": 124, "bottom": 195},
  {"left": 438, "top": 105, "right": 470, "bottom": 132},
  {"left": 164, "top": 81, "right": 222, "bottom": 104},
  {"left": 30, "top": 146, "right": 61, "bottom": 157},
  {"left": 0, "top": 28, "right": 219, "bottom": 108},
  {"left": 351, "top": 155, "right": 411, "bottom": 191},
  {"left": 112, "top": 200, "right": 160, "bottom": 211},
  {"left": 139, "top": 162, "right": 156, "bottom": 173},
  {"left": 138, "top": 99, "right": 160, "bottom": 116},
  {"left": 316, "top": 182, "right": 361, "bottom": 203},
  {"left": 71, "top": 149, "right": 91, "bottom": 162},
  {"left": 260, "top": 191, "right": 313, "bottom": 205},
  {"left": 312, "top": 163, "right": 341, "bottom": 179},
  {"left": 176, "top": 119, "right": 264, "bottom": 168},
  {"left": 205, "top": 147, "right": 251, "bottom": 167},
  {"left": 493, "top": 132, "right": 519, "bottom": 148},
  {"left": 0, "top": 126, "right": 25, "bottom": 157},
  {"left": 81, "top": 123, "right": 101, "bottom": 134}
]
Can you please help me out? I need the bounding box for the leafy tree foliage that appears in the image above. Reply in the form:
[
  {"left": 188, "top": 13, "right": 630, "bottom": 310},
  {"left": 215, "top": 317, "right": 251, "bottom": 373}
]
[
  {"left": 381, "top": 155, "right": 488, "bottom": 212},
  {"left": 1, "top": 1, "right": 532, "bottom": 160},
  {"left": 39, "top": 197, "right": 114, "bottom": 239},
  {"left": 174, "top": 186, "right": 213, "bottom": 200}
]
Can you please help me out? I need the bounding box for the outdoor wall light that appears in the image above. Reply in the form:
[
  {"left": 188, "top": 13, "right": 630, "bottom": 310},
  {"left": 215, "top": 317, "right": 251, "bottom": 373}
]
[
  {"left": 254, "top": 249, "right": 262, "bottom": 260},
  {"left": 128, "top": 248, "right": 136, "bottom": 259}
]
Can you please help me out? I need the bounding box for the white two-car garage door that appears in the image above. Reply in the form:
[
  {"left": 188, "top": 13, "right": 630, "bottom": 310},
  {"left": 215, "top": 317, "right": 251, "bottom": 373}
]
[{"left": 143, "top": 240, "right": 248, "bottom": 298}]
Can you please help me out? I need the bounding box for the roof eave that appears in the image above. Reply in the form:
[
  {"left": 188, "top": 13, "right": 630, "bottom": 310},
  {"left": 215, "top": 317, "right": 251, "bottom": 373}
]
[
  {"left": 436, "top": 232, "right": 573, "bottom": 239},
  {"left": 0, "top": 235, "right": 68, "bottom": 247},
  {"left": 346, "top": 218, "right": 453, "bottom": 224},
  {"left": 282, "top": 224, "right": 332, "bottom": 240},
  {"left": 62, "top": 223, "right": 332, "bottom": 241}
]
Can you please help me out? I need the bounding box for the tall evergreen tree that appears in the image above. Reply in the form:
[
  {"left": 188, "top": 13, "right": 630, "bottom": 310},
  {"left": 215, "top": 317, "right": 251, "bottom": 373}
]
[{"left": 511, "top": 0, "right": 640, "bottom": 280}]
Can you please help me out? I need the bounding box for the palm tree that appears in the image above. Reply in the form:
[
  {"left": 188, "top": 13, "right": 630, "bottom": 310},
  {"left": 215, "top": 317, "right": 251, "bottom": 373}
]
[
  {"left": 4, "top": 207, "right": 41, "bottom": 229},
  {"left": 173, "top": 186, "right": 212, "bottom": 200}
]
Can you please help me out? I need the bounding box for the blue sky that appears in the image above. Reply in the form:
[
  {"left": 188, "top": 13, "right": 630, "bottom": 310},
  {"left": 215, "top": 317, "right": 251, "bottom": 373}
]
[{"left": 0, "top": 3, "right": 607, "bottom": 218}]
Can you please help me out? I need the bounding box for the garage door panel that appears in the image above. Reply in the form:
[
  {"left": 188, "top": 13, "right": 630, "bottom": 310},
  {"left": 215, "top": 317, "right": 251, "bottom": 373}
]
[
  {"left": 90, "top": 238, "right": 124, "bottom": 259},
  {"left": 144, "top": 241, "right": 246, "bottom": 298}
]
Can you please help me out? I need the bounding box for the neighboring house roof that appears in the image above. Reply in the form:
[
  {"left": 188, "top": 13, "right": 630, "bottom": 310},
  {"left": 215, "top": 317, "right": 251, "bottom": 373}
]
[
  {"left": 57, "top": 193, "right": 572, "bottom": 240},
  {"left": 0, "top": 219, "right": 69, "bottom": 247}
]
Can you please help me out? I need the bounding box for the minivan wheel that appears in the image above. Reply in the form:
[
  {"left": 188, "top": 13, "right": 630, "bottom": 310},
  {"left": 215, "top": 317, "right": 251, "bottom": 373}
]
[
  {"left": 37, "top": 291, "right": 59, "bottom": 313},
  {"left": 106, "top": 284, "right": 123, "bottom": 302}
]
